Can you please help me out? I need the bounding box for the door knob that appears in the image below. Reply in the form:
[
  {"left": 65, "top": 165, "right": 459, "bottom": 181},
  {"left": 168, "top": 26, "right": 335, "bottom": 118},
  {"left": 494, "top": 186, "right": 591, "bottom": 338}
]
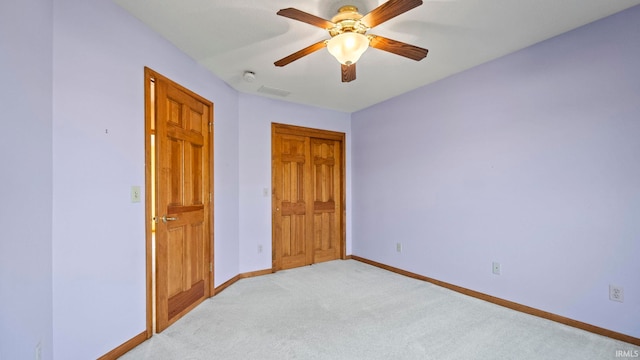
[{"left": 162, "top": 215, "right": 177, "bottom": 223}]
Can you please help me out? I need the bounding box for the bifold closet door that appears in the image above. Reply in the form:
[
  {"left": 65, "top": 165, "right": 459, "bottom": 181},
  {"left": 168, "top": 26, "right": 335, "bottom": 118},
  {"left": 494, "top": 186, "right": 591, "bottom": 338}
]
[{"left": 272, "top": 124, "right": 344, "bottom": 271}]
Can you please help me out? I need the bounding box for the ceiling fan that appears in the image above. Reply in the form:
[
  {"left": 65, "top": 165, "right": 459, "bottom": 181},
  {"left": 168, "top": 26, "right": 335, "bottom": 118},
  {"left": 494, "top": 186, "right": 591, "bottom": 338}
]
[{"left": 274, "top": 0, "right": 429, "bottom": 82}]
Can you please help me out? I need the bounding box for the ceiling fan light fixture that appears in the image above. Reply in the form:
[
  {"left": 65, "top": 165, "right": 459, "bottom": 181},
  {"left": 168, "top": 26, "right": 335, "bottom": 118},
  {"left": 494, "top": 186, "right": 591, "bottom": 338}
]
[{"left": 327, "top": 32, "right": 369, "bottom": 65}]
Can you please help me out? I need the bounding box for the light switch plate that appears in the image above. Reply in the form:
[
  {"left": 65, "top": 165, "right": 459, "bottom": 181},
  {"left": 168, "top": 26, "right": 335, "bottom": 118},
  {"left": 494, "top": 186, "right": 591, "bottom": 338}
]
[{"left": 131, "top": 186, "right": 141, "bottom": 203}]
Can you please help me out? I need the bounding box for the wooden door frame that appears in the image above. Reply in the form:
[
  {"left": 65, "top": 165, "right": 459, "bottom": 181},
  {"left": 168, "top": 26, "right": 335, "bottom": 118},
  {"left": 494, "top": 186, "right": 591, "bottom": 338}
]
[
  {"left": 271, "top": 123, "right": 347, "bottom": 270},
  {"left": 144, "top": 67, "right": 215, "bottom": 337}
]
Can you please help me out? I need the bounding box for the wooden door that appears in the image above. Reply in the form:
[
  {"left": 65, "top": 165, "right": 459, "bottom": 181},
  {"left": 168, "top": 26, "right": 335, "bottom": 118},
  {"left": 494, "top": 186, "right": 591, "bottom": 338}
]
[
  {"left": 272, "top": 124, "right": 345, "bottom": 271},
  {"left": 272, "top": 133, "right": 313, "bottom": 270},
  {"left": 153, "top": 71, "right": 213, "bottom": 332},
  {"left": 311, "top": 138, "right": 341, "bottom": 263}
]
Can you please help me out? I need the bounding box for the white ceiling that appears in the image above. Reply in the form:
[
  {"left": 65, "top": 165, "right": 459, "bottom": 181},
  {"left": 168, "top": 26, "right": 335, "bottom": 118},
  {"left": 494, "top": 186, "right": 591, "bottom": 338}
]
[{"left": 114, "top": 0, "right": 640, "bottom": 112}]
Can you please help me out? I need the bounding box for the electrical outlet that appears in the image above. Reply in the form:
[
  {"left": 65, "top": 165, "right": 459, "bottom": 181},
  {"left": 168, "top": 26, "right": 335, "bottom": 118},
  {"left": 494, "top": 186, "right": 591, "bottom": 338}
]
[
  {"left": 492, "top": 261, "right": 501, "bottom": 275},
  {"left": 35, "top": 342, "right": 42, "bottom": 360},
  {"left": 258, "top": 244, "right": 263, "bottom": 253},
  {"left": 396, "top": 242, "right": 402, "bottom": 253},
  {"left": 609, "top": 284, "right": 624, "bottom": 302}
]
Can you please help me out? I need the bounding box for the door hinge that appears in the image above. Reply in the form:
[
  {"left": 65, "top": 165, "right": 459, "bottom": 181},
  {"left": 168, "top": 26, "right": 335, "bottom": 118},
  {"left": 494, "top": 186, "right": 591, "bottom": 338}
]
[
  {"left": 208, "top": 122, "right": 212, "bottom": 133},
  {"left": 210, "top": 192, "right": 213, "bottom": 202},
  {"left": 209, "top": 262, "right": 213, "bottom": 272}
]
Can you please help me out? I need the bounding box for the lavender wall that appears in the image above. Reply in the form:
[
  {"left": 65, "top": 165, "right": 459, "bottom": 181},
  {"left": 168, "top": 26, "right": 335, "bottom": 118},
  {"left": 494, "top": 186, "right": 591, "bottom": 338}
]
[
  {"left": 238, "top": 94, "right": 352, "bottom": 273},
  {"left": 0, "top": 1, "right": 54, "bottom": 359},
  {"left": 52, "top": 0, "right": 239, "bottom": 358},
  {"left": 352, "top": 6, "right": 640, "bottom": 338}
]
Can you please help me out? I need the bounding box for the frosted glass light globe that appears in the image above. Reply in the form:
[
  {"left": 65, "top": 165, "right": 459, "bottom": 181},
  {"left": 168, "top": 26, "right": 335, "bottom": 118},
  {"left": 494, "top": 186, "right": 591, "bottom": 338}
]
[{"left": 327, "top": 32, "right": 369, "bottom": 65}]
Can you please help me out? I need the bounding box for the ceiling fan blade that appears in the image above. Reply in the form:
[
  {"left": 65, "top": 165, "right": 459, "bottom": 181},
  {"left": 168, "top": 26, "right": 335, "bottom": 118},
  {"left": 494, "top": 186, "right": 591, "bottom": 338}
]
[
  {"left": 341, "top": 64, "right": 356, "bottom": 83},
  {"left": 360, "top": 0, "right": 423, "bottom": 28},
  {"left": 369, "top": 35, "right": 428, "bottom": 61},
  {"left": 277, "top": 8, "right": 335, "bottom": 29},
  {"left": 274, "top": 40, "right": 327, "bottom": 67}
]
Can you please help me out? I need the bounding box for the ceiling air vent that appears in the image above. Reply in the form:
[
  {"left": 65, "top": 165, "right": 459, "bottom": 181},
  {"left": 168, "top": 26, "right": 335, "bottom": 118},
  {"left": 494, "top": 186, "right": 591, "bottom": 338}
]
[{"left": 257, "top": 86, "right": 291, "bottom": 97}]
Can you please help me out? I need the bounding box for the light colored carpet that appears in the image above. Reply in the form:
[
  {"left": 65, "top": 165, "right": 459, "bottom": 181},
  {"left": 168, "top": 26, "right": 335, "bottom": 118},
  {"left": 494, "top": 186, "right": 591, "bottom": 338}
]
[{"left": 121, "top": 259, "right": 639, "bottom": 359}]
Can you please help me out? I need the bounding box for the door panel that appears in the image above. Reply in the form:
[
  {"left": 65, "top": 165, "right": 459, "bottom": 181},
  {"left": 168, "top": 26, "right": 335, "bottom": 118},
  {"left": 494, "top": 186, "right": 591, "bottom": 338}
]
[
  {"left": 311, "top": 138, "right": 341, "bottom": 263},
  {"left": 155, "top": 73, "right": 212, "bottom": 332},
  {"left": 272, "top": 124, "right": 345, "bottom": 271},
  {"left": 273, "top": 134, "right": 313, "bottom": 270}
]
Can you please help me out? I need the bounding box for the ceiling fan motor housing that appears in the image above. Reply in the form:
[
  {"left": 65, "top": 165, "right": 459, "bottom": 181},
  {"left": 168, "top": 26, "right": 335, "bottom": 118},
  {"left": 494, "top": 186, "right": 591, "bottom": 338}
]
[{"left": 329, "top": 6, "right": 369, "bottom": 37}]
